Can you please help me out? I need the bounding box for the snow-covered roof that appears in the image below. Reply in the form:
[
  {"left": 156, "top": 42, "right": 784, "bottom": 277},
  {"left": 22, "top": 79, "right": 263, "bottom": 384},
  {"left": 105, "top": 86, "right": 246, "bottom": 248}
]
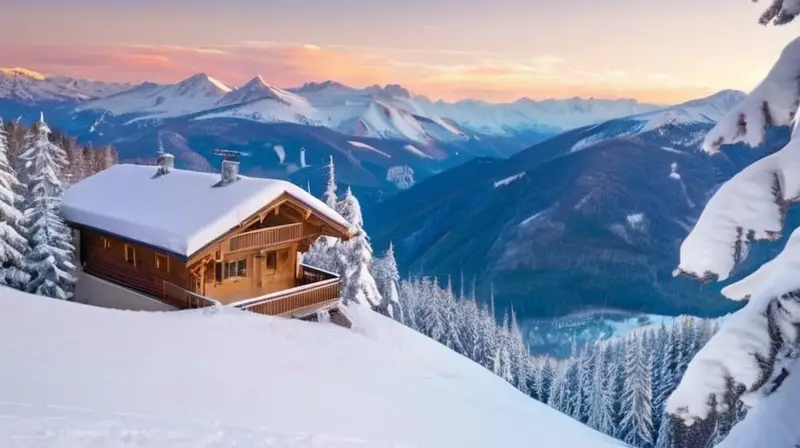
[{"left": 60, "top": 164, "right": 352, "bottom": 258}]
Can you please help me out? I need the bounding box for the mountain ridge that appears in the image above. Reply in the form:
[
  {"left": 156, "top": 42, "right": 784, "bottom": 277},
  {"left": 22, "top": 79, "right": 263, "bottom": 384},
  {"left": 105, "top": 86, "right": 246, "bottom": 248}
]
[{"left": 365, "top": 90, "right": 767, "bottom": 321}]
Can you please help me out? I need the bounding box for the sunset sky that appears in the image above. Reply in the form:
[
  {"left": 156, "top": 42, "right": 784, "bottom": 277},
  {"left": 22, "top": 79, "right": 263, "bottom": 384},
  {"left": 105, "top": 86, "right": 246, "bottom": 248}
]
[{"left": 0, "top": 0, "right": 796, "bottom": 103}]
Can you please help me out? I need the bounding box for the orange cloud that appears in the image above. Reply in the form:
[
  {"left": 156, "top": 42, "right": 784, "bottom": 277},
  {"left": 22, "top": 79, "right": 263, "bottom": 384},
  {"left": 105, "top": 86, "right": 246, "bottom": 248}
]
[{"left": 0, "top": 43, "right": 716, "bottom": 103}]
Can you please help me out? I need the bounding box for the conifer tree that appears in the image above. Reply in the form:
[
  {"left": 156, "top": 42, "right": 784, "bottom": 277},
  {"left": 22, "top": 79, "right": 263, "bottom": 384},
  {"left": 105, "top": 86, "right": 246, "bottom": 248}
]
[
  {"left": 323, "top": 155, "right": 337, "bottom": 209},
  {"left": 587, "top": 343, "right": 614, "bottom": 435},
  {"left": 619, "top": 334, "right": 654, "bottom": 447},
  {"left": 536, "top": 359, "right": 554, "bottom": 404},
  {"left": 20, "top": 115, "right": 76, "bottom": 300},
  {"left": 0, "top": 119, "right": 30, "bottom": 288},
  {"left": 373, "top": 242, "right": 402, "bottom": 321},
  {"left": 336, "top": 187, "right": 382, "bottom": 309}
]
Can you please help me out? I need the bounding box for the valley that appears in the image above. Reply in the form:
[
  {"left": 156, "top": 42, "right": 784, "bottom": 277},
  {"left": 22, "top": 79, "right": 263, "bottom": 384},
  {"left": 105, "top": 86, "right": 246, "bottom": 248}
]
[{"left": 0, "top": 67, "right": 771, "bottom": 323}]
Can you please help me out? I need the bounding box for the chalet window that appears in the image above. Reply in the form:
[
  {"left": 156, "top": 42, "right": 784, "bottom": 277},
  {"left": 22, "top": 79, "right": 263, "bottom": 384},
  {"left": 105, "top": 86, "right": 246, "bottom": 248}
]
[
  {"left": 101, "top": 237, "right": 111, "bottom": 250},
  {"left": 265, "top": 251, "right": 277, "bottom": 275},
  {"left": 155, "top": 253, "right": 169, "bottom": 273},
  {"left": 216, "top": 258, "right": 247, "bottom": 282},
  {"left": 124, "top": 244, "right": 136, "bottom": 266}
]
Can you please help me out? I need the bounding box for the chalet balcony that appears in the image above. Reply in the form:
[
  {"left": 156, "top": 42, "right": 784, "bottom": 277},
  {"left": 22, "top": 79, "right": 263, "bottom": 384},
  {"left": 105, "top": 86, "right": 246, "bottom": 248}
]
[
  {"left": 226, "top": 223, "right": 305, "bottom": 253},
  {"left": 230, "top": 264, "right": 341, "bottom": 317},
  {"left": 83, "top": 255, "right": 339, "bottom": 318}
]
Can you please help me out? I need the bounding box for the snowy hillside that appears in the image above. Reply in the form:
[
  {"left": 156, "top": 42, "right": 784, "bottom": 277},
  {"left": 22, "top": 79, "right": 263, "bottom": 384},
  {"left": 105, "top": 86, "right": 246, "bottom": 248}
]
[
  {"left": 76, "top": 73, "right": 231, "bottom": 121},
  {"left": 0, "top": 286, "right": 624, "bottom": 447},
  {"left": 0, "top": 68, "right": 131, "bottom": 103},
  {"left": 627, "top": 89, "right": 746, "bottom": 133},
  {"left": 413, "top": 96, "right": 664, "bottom": 135}
]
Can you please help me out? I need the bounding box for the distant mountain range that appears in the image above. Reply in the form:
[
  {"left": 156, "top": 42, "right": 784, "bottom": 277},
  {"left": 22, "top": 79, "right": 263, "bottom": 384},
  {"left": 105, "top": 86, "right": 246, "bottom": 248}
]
[
  {"left": 365, "top": 89, "right": 785, "bottom": 321},
  {"left": 0, "top": 67, "right": 673, "bottom": 203}
]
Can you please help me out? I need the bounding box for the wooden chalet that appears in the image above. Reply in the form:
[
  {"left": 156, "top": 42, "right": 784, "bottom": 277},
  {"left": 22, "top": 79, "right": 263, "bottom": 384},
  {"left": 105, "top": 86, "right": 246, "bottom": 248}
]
[{"left": 60, "top": 154, "right": 354, "bottom": 318}]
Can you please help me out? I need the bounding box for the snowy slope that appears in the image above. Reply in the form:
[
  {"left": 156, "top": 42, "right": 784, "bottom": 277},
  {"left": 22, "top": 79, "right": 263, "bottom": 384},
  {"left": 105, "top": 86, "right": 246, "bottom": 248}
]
[
  {"left": 627, "top": 89, "right": 746, "bottom": 133},
  {"left": 0, "top": 68, "right": 131, "bottom": 103},
  {"left": 0, "top": 287, "right": 625, "bottom": 448},
  {"left": 295, "top": 83, "right": 462, "bottom": 144},
  {"left": 76, "top": 73, "right": 231, "bottom": 120},
  {"left": 413, "top": 96, "right": 663, "bottom": 135}
]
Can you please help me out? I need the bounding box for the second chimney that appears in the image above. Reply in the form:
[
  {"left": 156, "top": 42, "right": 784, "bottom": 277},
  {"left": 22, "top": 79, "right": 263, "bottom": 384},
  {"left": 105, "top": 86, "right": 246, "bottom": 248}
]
[
  {"left": 220, "top": 158, "right": 240, "bottom": 185},
  {"left": 155, "top": 152, "right": 174, "bottom": 176}
]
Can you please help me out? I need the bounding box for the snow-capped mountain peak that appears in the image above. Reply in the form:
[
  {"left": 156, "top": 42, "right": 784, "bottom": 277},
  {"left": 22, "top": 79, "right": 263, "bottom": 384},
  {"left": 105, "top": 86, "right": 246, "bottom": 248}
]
[
  {"left": 365, "top": 84, "right": 412, "bottom": 99},
  {"left": 215, "top": 75, "right": 312, "bottom": 110},
  {"left": 632, "top": 89, "right": 747, "bottom": 132},
  {"left": 77, "top": 73, "right": 232, "bottom": 120},
  {"left": 0, "top": 67, "right": 46, "bottom": 81},
  {"left": 175, "top": 73, "right": 232, "bottom": 96},
  {"left": 291, "top": 80, "right": 356, "bottom": 94},
  {"left": 0, "top": 67, "right": 130, "bottom": 103}
]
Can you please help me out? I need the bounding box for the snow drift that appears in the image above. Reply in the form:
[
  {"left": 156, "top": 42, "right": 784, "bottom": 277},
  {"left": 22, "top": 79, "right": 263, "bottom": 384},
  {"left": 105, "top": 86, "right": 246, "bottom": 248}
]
[{"left": 0, "top": 287, "right": 624, "bottom": 447}]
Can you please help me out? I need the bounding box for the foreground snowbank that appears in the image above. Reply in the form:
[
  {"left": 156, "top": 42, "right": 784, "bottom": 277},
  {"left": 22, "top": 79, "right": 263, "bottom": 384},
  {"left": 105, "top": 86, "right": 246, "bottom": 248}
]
[{"left": 0, "top": 287, "right": 623, "bottom": 447}]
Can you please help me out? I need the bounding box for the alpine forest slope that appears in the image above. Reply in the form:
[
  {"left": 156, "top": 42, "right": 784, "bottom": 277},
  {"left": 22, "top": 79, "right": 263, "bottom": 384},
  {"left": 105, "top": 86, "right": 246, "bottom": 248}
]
[
  {"left": 0, "top": 286, "right": 625, "bottom": 448},
  {"left": 365, "top": 89, "right": 793, "bottom": 320}
]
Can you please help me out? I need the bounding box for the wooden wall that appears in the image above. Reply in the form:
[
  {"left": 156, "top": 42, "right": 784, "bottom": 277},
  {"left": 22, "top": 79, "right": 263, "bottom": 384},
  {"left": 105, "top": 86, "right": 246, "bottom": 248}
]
[
  {"left": 79, "top": 228, "right": 189, "bottom": 298},
  {"left": 75, "top": 197, "right": 335, "bottom": 305},
  {"left": 201, "top": 242, "right": 299, "bottom": 303}
]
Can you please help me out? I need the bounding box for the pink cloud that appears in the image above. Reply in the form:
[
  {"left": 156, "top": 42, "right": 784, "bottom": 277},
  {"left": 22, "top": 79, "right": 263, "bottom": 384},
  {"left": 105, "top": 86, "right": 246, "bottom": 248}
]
[{"left": 0, "top": 43, "right": 714, "bottom": 103}]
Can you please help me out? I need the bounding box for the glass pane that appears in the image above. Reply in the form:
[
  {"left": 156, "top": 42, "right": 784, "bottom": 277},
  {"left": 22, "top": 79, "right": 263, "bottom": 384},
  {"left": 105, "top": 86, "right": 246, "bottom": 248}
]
[
  {"left": 215, "top": 263, "right": 222, "bottom": 281},
  {"left": 238, "top": 259, "right": 246, "bottom": 276}
]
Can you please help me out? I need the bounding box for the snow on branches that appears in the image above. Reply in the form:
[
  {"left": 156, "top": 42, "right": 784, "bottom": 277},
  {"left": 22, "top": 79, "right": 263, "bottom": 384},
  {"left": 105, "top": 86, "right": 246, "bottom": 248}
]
[
  {"left": 676, "top": 137, "right": 800, "bottom": 281},
  {"left": 702, "top": 36, "right": 800, "bottom": 153},
  {"left": 670, "top": 11, "right": 800, "bottom": 431},
  {"left": 755, "top": 0, "right": 800, "bottom": 25},
  {"left": 20, "top": 115, "right": 76, "bottom": 299},
  {"left": 0, "top": 120, "right": 29, "bottom": 288}
]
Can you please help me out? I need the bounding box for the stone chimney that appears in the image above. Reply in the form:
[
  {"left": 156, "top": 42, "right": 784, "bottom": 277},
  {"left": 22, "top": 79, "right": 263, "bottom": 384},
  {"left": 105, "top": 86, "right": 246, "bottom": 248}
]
[
  {"left": 220, "top": 158, "right": 240, "bottom": 185},
  {"left": 215, "top": 149, "right": 241, "bottom": 186},
  {"left": 155, "top": 152, "right": 174, "bottom": 176}
]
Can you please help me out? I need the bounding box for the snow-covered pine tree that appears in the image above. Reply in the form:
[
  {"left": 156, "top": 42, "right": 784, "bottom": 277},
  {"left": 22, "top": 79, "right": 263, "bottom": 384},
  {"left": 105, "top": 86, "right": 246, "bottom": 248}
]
[
  {"left": 619, "top": 333, "right": 654, "bottom": 447},
  {"left": 666, "top": 4, "right": 800, "bottom": 436},
  {"left": 652, "top": 324, "right": 674, "bottom": 419},
  {"left": 335, "top": 187, "right": 382, "bottom": 309},
  {"left": 475, "top": 303, "right": 500, "bottom": 370},
  {"left": 373, "top": 242, "right": 402, "bottom": 321},
  {"left": 303, "top": 156, "right": 340, "bottom": 268},
  {"left": 654, "top": 413, "right": 676, "bottom": 448},
  {"left": 508, "top": 308, "right": 531, "bottom": 394},
  {"left": 547, "top": 362, "right": 567, "bottom": 411},
  {"left": 0, "top": 119, "right": 30, "bottom": 289},
  {"left": 587, "top": 343, "right": 614, "bottom": 435},
  {"left": 323, "top": 155, "right": 337, "bottom": 209},
  {"left": 492, "top": 312, "right": 514, "bottom": 383},
  {"left": 561, "top": 360, "right": 581, "bottom": 419},
  {"left": 575, "top": 345, "right": 596, "bottom": 423},
  {"left": 442, "top": 280, "right": 465, "bottom": 354},
  {"left": 603, "top": 343, "right": 621, "bottom": 437},
  {"left": 457, "top": 296, "right": 482, "bottom": 360},
  {"left": 536, "top": 358, "right": 554, "bottom": 404},
  {"left": 20, "top": 115, "right": 76, "bottom": 300}
]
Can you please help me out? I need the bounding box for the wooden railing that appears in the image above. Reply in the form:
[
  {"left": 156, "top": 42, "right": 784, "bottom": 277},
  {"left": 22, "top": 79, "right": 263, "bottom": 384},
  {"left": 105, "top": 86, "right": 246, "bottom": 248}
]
[
  {"left": 161, "top": 280, "right": 221, "bottom": 309},
  {"left": 226, "top": 223, "right": 304, "bottom": 253},
  {"left": 84, "top": 256, "right": 219, "bottom": 310},
  {"left": 232, "top": 264, "right": 340, "bottom": 317}
]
